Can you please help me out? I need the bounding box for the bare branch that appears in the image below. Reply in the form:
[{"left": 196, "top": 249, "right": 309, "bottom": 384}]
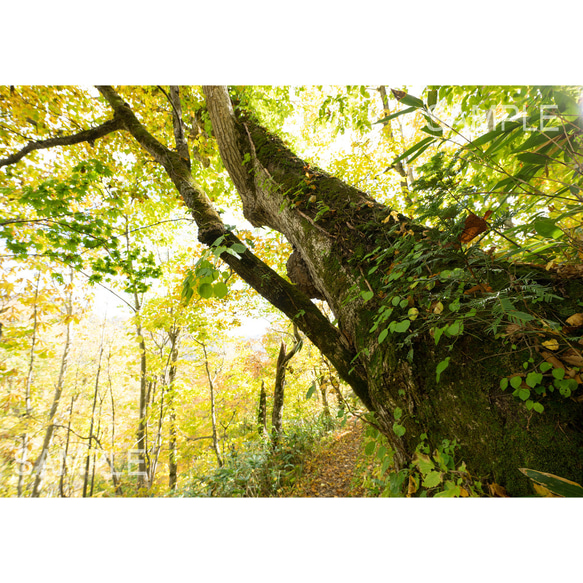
[{"left": 0, "top": 116, "right": 123, "bottom": 168}]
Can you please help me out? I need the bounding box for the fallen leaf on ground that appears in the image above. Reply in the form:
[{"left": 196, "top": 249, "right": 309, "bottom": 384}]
[
  {"left": 540, "top": 350, "right": 565, "bottom": 370},
  {"left": 562, "top": 348, "right": 583, "bottom": 367},
  {"left": 566, "top": 313, "right": 583, "bottom": 327},
  {"left": 542, "top": 339, "right": 560, "bottom": 351}
]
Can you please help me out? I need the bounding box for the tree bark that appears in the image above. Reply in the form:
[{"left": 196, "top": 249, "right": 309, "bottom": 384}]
[
  {"left": 93, "top": 86, "right": 583, "bottom": 495},
  {"left": 257, "top": 380, "right": 268, "bottom": 437},
  {"left": 59, "top": 394, "right": 77, "bottom": 497},
  {"left": 315, "top": 370, "right": 331, "bottom": 419},
  {"left": 82, "top": 317, "right": 106, "bottom": 497},
  {"left": 167, "top": 326, "right": 180, "bottom": 491},
  {"left": 201, "top": 86, "right": 583, "bottom": 495},
  {"left": 271, "top": 326, "right": 302, "bottom": 445},
  {"left": 17, "top": 271, "right": 41, "bottom": 496},
  {"left": 196, "top": 340, "right": 223, "bottom": 468},
  {"left": 31, "top": 268, "right": 74, "bottom": 497}
]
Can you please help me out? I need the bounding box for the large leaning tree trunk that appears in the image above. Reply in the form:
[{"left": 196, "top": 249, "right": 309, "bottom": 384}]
[{"left": 5, "top": 85, "right": 581, "bottom": 496}]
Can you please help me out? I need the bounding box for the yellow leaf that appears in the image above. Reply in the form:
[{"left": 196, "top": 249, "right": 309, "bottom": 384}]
[
  {"left": 566, "top": 313, "right": 583, "bottom": 327},
  {"left": 532, "top": 483, "right": 556, "bottom": 497},
  {"left": 460, "top": 487, "right": 469, "bottom": 497},
  {"left": 542, "top": 339, "right": 559, "bottom": 351},
  {"left": 408, "top": 474, "right": 419, "bottom": 496},
  {"left": 433, "top": 301, "right": 444, "bottom": 314}
]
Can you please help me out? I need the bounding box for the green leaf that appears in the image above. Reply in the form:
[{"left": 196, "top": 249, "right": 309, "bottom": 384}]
[
  {"left": 508, "top": 310, "right": 535, "bottom": 322},
  {"left": 500, "top": 377, "right": 509, "bottom": 390},
  {"left": 305, "top": 382, "right": 316, "bottom": 400},
  {"left": 393, "top": 423, "right": 406, "bottom": 437},
  {"left": 539, "top": 362, "right": 552, "bottom": 373},
  {"left": 394, "top": 407, "right": 403, "bottom": 420},
  {"left": 466, "top": 128, "right": 505, "bottom": 149},
  {"left": 361, "top": 290, "right": 374, "bottom": 302},
  {"left": 510, "top": 376, "right": 523, "bottom": 389},
  {"left": 534, "top": 218, "right": 563, "bottom": 239},
  {"left": 198, "top": 282, "right": 213, "bottom": 299},
  {"left": 375, "top": 106, "right": 416, "bottom": 124},
  {"left": 392, "top": 136, "right": 436, "bottom": 165},
  {"left": 435, "top": 357, "right": 450, "bottom": 384},
  {"left": 516, "top": 152, "right": 548, "bottom": 166},
  {"left": 519, "top": 468, "right": 583, "bottom": 497},
  {"left": 414, "top": 453, "right": 434, "bottom": 475},
  {"left": 526, "top": 371, "right": 543, "bottom": 388},
  {"left": 554, "top": 91, "right": 581, "bottom": 118},
  {"left": 398, "top": 93, "right": 425, "bottom": 108},
  {"left": 213, "top": 281, "right": 229, "bottom": 299},
  {"left": 433, "top": 325, "right": 447, "bottom": 346},
  {"left": 517, "top": 388, "right": 530, "bottom": 401},
  {"left": 380, "top": 456, "right": 392, "bottom": 477},
  {"left": 378, "top": 328, "right": 389, "bottom": 344},
  {"left": 421, "top": 124, "right": 443, "bottom": 137},
  {"left": 426, "top": 89, "right": 437, "bottom": 109},
  {"left": 364, "top": 441, "right": 376, "bottom": 456},
  {"left": 533, "top": 402, "right": 544, "bottom": 413},
  {"left": 434, "top": 484, "right": 461, "bottom": 497},
  {"left": 393, "top": 319, "right": 411, "bottom": 333},
  {"left": 552, "top": 367, "right": 565, "bottom": 380},
  {"left": 422, "top": 471, "right": 443, "bottom": 489},
  {"left": 230, "top": 243, "right": 247, "bottom": 254}
]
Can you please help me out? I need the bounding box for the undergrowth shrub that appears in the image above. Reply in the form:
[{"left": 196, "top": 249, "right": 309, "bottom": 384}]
[
  {"left": 181, "top": 413, "right": 338, "bottom": 497},
  {"left": 354, "top": 413, "right": 485, "bottom": 497}
]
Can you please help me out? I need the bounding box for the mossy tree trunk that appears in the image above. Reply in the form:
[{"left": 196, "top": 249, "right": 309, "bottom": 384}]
[
  {"left": 93, "top": 86, "right": 583, "bottom": 495},
  {"left": 201, "top": 87, "right": 583, "bottom": 496},
  {"left": 257, "top": 380, "right": 268, "bottom": 437}
]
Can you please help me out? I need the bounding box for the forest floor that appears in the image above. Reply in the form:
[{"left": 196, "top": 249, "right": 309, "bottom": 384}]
[{"left": 285, "top": 417, "right": 367, "bottom": 497}]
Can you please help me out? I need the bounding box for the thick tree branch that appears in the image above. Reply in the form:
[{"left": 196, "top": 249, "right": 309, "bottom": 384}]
[
  {"left": 169, "top": 86, "right": 191, "bottom": 170},
  {"left": 95, "top": 85, "right": 372, "bottom": 408},
  {"left": 96, "top": 85, "right": 224, "bottom": 239},
  {"left": 0, "top": 116, "right": 124, "bottom": 168}
]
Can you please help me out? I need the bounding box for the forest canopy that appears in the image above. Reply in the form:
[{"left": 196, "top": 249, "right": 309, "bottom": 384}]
[{"left": 1, "top": 85, "right": 582, "bottom": 498}]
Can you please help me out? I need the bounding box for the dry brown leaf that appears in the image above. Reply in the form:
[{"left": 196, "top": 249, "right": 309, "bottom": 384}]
[
  {"left": 459, "top": 210, "right": 493, "bottom": 245},
  {"left": 557, "top": 265, "right": 583, "bottom": 279},
  {"left": 562, "top": 348, "right": 583, "bottom": 367},
  {"left": 464, "top": 283, "right": 494, "bottom": 296},
  {"left": 505, "top": 323, "right": 522, "bottom": 336},
  {"left": 391, "top": 89, "right": 407, "bottom": 101},
  {"left": 488, "top": 483, "right": 508, "bottom": 497},
  {"left": 566, "top": 313, "right": 583, "bottom": 327},
  {"left": 540, "top": 350, "right": 565, "bottom": 370}
]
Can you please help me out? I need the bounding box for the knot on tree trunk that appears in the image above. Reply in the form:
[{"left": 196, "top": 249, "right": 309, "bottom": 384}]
[{"left": 286, "top": 249, "right": 325, "bottom": 300}]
